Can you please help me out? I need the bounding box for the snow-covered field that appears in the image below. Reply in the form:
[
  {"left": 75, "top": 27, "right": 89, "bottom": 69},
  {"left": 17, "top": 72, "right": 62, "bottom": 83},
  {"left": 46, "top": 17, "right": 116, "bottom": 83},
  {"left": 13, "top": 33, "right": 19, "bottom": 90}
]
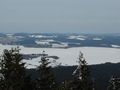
[
  {"left": 67, "top": 35, "right": 87, "bottom": 40},
  {"left": 0, "top": 44, "right": 120, "bottom": 68}
]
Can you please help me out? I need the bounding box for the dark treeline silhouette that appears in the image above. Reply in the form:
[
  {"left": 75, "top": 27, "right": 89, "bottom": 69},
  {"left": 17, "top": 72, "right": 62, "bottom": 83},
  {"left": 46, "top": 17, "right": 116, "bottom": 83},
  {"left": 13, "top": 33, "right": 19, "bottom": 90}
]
[{"left": 0, "top": 48, "right": 120, "bottom": 90}]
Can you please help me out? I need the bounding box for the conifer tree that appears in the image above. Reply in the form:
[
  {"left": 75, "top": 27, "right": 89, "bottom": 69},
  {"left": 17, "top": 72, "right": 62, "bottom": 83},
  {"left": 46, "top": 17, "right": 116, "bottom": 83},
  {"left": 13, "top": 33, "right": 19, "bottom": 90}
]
[
  {"left": 0, "top": 47, "right": 26, "bottom": 90},
  {"left": 58, "top": 80, "right": 71, "bottom": 90},
  {"left": 0, "top": 73, "right": 5, "bottom": 90},
  {"left": 36, "top": 51, "right": 57, "bottom": 90},
  {"left": 107, "top": 76, "right": 120, "bottom": 90},
  {"left": 70, "top": 52, "right": 93, "bottom": 90}
]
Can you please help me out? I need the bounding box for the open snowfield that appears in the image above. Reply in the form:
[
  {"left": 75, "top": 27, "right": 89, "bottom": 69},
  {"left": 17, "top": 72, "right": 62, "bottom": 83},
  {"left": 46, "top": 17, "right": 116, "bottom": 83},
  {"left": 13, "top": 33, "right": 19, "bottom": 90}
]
[{"left": 0, "top": 44, "right": 120, "bottom": 68}]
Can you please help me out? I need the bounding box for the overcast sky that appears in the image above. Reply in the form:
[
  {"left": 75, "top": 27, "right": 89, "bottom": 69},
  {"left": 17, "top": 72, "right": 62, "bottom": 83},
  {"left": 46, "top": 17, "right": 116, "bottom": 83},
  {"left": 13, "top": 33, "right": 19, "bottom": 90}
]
[{"left": 0, "top": 0, "right": 120, "bottom": 33}]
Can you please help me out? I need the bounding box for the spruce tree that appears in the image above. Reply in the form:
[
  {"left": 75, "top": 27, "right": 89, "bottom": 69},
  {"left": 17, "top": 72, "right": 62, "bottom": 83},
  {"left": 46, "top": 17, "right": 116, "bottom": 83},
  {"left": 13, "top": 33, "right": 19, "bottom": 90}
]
[
  {"left": 70, "top": 52, "right": 93, "bottom": 90},
  {"left": 36, "top": 51, "right": 57, "bottom": 90},
  {"left": 0, "top": 47, "right": 26, "bottom": 90},
  {"left": 107, "top": 76, "right": 120, "bottom": 90}
]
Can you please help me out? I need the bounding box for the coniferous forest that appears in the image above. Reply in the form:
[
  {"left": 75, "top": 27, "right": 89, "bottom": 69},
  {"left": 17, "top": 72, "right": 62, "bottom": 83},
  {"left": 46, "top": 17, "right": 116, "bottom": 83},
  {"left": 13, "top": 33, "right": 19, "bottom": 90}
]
[{"left": 0, "top": 48, "right": 120, "bottom": 90}]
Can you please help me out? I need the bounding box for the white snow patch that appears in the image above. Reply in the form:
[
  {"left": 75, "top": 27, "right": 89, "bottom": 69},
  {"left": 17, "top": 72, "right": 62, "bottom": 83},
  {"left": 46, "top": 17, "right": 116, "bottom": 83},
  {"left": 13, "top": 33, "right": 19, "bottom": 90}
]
[
  {"left": 6, "top": 33, "right": 14, "bottom": 37},
  {"left": 111, "top": 45, "right": 120, "bottom": 48},
  {"left": 76, "top": 37, "right": 86, "bottom": 40},
  {"left": 67, "top": 35, "right": 87, "bottom": 40},
  {"left": 52, "top": 43, "right": 68, "bottom": 48},
  {"left": 93, "top": 38, "right": 102, "bottom": 40},
  {"left": 35, "top": 40, "right": 50, "bottom": 45},
  {"left": 35, "top": 39, "right": 55, "bottom": 45},
  {"left": 43, "top": 39, "right": 55, "bottom": 42},
  {"left": 29, "top": 35, "right": 57, "bottom": 38},
  {"left": 15, "top": 36, "right": 24, "bottom": 39}
]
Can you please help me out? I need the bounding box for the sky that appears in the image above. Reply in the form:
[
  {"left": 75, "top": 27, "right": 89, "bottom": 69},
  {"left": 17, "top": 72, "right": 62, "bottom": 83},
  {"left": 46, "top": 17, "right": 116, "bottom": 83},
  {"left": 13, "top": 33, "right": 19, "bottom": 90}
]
[{"left": 0, "top": 0, "right": 120, "bottom": 33}]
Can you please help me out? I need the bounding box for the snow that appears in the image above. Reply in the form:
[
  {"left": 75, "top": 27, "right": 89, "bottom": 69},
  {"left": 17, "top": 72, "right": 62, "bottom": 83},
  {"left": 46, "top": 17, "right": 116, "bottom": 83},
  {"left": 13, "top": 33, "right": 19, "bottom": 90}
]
[
  {"left": 6, "top": 34, "right": 24, "bottom": 39},
  {"left": 67, "top": 35, "right": 86, "bottom": 40},
  {"left": 29, "top": 35, "right": 57, "bottom": 38},
  {"left": 0, "top": 44, "right": 120, "bottom": 69},
  {"left": 111, "top": 45, "right": 120, "bottom": 48},
  {"left": 43, "top": 39, "right": 55, "bottom": 42},
  {"left": 35, "top": 39, "right": 55, "bottom": 45},
  {"left": 35, "top": 40, "right": 50, "bottom": 45},
  {"left": 52, "top": 43, "right": 68, "bottom": 48},
  {"left": 93, "top": 38, "right": 102, "bottom": 40},
  {"left": 6, "top": 33, "right": 14, "bottom": 36},
  {"left": 15, "top": 36, "right": 24, "bottom": 39},
  {"left": 76, "top": 37, "right": 86, "bottom": 40}
]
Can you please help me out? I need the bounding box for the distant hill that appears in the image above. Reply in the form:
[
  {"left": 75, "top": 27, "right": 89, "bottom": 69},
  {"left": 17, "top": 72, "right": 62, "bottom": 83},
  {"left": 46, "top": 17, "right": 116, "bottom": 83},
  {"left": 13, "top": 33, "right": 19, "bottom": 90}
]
[{"left": 0, "top": 33, "right": 120, "bottom": 48}]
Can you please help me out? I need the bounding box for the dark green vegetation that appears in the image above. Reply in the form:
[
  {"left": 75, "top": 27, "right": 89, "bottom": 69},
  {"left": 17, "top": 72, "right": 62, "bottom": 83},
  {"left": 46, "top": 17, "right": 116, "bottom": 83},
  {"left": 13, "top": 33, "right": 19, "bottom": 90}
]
[
  {"left": 36, "top": 51, "right": 57, "bottom": 90},
  {"left": 0, "top": 48, "right": 120, "bottom": 90},
  {"left": 0, "top": 48, "right": 34, "bottom": 90},
  {"left": 27, "top": 63, "right": 120, "bottom": 90}
]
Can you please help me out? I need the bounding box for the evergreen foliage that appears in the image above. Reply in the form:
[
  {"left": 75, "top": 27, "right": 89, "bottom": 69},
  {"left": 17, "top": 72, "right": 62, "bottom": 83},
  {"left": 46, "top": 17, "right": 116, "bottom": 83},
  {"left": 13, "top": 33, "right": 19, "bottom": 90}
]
[
  {"left": 36, "top": 51, "right": 57, "bottom": 90},
  {"left": 23, "top": 75, "right": 36, "bottom": 90},
  {"left": 0, "top": 47, "right": 28, "bottom": 90},
  {"left": 107, "top": 76, "right": 120, "bottom": 90},
  {"left": 69, "top": 52, "right": 93, "bottom": 90}
]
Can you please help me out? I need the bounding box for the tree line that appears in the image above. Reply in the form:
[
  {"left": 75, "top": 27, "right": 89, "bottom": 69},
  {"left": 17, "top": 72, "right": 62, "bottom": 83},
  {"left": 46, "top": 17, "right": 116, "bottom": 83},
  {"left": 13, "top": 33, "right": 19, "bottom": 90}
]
[{"left": 0, "top": 48, "right": 120, "bottom": 90}]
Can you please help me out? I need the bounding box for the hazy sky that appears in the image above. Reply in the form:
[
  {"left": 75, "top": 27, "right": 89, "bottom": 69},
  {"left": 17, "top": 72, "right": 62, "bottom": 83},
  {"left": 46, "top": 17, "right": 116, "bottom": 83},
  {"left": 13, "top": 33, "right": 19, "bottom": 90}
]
[{"left": 0, "top": 0, "right": 120, "bottom": 33}]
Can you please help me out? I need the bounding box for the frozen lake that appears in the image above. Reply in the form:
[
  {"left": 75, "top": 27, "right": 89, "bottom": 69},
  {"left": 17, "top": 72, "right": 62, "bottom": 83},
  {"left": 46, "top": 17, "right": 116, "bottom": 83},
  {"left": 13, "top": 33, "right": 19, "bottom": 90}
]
[{"left": 0, "top": 44, "right": 120, "bottom": 68}]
